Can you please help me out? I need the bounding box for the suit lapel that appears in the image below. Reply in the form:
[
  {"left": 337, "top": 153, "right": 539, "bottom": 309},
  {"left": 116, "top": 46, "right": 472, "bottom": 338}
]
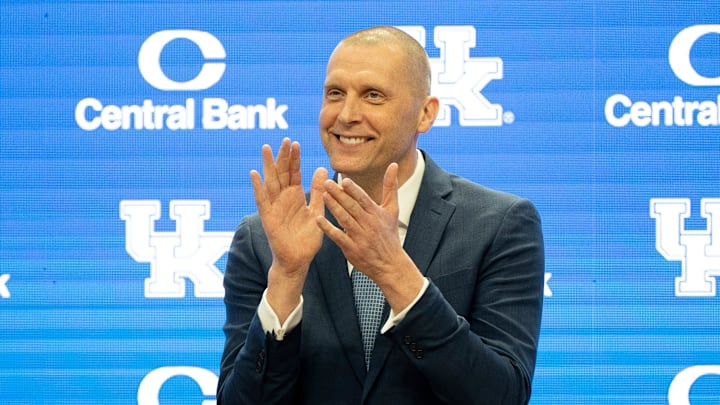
[{"left": 402, "top": 153, "right": 456, "bottom": 276}]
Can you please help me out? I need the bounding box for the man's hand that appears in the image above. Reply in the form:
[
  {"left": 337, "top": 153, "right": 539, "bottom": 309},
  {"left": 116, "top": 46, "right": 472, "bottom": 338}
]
[
  {"left": 250, "top": 138, "right": 327, "bottom": 321},
  {"left": 316, "top": 163, "right": 424, "bottom": 312}
]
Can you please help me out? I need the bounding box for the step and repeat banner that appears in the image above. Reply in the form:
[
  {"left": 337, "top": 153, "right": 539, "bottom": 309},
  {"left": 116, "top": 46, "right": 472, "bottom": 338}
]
[{"left": 1, "top": 1, "right": 719, "bottom": 403}]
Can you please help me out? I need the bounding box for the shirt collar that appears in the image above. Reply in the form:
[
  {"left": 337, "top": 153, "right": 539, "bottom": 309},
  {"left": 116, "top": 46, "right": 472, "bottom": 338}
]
[{"left": 397, "top": 149, "right": 425, "bottom": 229}]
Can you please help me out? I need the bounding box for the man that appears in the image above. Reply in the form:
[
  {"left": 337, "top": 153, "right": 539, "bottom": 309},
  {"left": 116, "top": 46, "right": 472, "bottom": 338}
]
[{"left": 218, "top": 26, "right": 544, "bottom": 404}]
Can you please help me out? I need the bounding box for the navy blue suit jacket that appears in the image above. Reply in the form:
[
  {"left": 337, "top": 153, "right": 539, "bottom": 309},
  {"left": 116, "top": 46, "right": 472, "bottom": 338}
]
[{"left": 218, "top": 152, "right": 544, "bottom": 404}]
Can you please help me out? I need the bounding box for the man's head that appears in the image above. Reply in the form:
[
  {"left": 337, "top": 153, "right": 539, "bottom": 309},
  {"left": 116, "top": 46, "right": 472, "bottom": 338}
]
[{"left": 319, "top": 26, "right": 439, "bottom": 198}]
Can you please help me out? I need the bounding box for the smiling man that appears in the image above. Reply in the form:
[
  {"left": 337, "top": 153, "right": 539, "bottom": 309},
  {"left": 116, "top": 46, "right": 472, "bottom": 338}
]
[{"left": 217, "top": 26, "right": 545, "bottom": 405}]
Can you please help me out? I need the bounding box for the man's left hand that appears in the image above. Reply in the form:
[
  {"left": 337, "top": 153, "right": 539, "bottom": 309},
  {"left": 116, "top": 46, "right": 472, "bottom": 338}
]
[{"left": 316, "top": 163, "right": 424, "bottom": 312}]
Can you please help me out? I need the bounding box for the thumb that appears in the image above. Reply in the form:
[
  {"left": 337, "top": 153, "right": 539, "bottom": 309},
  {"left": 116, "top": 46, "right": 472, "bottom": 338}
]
[
  {"left": 381, "top": 163, "right": 399, "bottom": 215},
  {"left": 309, "top": 167, "right": 329, "bottom": 214}
]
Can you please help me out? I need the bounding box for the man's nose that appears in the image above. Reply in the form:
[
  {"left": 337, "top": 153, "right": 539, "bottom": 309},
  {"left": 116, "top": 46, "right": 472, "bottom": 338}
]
[{"left": 337, "top": 96, "right": 362, "bottom": 124}]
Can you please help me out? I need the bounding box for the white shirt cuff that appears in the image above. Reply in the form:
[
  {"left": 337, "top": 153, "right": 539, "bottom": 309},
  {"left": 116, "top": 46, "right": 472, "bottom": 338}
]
[
  {"left": 257, "top": 289, "right": 303, "bottom": 341},
  {"left": 380, "top": 277, "right": 429, "bottom": 334}
]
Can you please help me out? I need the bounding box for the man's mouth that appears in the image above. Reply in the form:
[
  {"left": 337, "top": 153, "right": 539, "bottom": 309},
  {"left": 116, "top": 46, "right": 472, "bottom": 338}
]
[{"left": 336, "top": 135, "right": 369, "bottom": 145}]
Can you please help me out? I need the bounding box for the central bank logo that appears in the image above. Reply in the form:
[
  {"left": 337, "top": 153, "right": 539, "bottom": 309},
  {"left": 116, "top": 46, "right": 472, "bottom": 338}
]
[
  {"left": 669, "top": 365, "right": 720, "bottom": 405},
  {"left": 76, "top": 30, "right": 288, "bottom": 131},
  {"left": 138, "top": 30, "right": 226, "bottom": 91},
  {"left": 138, "top": 366, "right": 217, "bottom": 405},
  {"left": 606, "top": 24, "right": 720, "bottom": 127},
  {"left": 650, "top": 198, "right": 720, "bottom": 297},
  {"left": 120, "top": 200, "right": 233, "bottom": 298},
  {"left": 669, "top": 25, "right": 720, "bottom": 86},
  {"left": 399, "top": 26, "right": 509, "bottom": 126}
]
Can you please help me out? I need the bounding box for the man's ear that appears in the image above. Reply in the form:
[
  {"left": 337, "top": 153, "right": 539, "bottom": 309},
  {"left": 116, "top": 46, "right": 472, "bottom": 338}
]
[{"left": 417, "top": 96, "right": 440, "bottom": 133}]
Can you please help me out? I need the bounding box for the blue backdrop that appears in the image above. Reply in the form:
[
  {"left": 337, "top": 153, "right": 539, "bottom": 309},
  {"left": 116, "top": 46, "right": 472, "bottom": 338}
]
[{"left": 1, "top": 1, "right": 719, "bottom": 403}]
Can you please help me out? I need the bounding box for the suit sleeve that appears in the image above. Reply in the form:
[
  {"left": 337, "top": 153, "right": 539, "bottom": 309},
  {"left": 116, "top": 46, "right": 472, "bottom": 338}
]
[
  {"left": 387, "top": 197, "right": 544, "bottom": 405},
  {"left": 216, "top": 216, "right": 301, "bottom": 404}
]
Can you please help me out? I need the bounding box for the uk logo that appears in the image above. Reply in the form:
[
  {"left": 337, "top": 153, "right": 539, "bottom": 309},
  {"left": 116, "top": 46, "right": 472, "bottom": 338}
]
[
  {"left": 0, "top": 274, "right": 9, "bottom": 299},
  {"left": 398, "top": 25, "right": 507, "bottom": 126},
  {"left": 650, "top": 198, "right": 720, "bottom": 297},
  {"left": 120, "top": 200, "right": 233, "bottom": 298}
]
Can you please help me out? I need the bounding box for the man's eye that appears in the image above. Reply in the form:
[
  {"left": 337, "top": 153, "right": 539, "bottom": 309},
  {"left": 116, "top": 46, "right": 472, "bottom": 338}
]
[
  {"left": 365, "top": 91, "right": 385, "bottom": 102},
  {"left": 326, "top": 89, "right": 342, "bottom": 98}
]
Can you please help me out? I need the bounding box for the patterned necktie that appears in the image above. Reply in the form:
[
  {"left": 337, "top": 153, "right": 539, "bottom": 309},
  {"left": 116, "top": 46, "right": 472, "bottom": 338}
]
[{"left": 351, "top": 268, "right": 385, "bottom": 369}]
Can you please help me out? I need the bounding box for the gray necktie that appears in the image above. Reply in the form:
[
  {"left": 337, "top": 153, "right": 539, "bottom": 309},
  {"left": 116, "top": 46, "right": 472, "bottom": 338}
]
[{"left": 351, "top": 268, "right": 385, "bottom": 369}]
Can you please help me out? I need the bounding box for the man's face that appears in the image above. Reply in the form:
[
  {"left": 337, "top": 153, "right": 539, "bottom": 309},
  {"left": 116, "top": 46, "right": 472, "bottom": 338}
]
[{"left": 319, "top": 43, "right": 428, "bottom": 184}]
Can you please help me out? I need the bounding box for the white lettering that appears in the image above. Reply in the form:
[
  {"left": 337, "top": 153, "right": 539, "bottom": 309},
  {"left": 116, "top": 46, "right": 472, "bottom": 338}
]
[
  {"left": 75, "top": 98, "right": 195, "bottom": 131},
  {"left": 668, "top": 365, "right": 720, "bottom": 405},
  {"left": 202, "top": 97, "right": 288, "bottom": 130},
  {"left": 75, "top": 97, "right": 103, "bottom": 130},
  {"left": 76, "top": 97, "right": 288, "bottom": 131},
  {"left": 605, "top": 94, "right": 720, "bottom": 127},
  {"left": 202, "top": 98, "right": 227, "bottom": 129},
  {"left": 137, "top": 366, "right": 217, "bottom": 405},
  {"left": 605, "top": 94, "right": 632, "bottom": 127},
  {"left": 138, "top": 30, "right": 226, "bottom": 91}
]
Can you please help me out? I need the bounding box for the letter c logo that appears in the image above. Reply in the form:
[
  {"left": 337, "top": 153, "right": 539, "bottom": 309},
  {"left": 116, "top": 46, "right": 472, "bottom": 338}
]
[
  {"left": 137, "top": 366, "right": 218, "bottom": 405},
  {"left": 668, "top": 365, "right": 720, "bottom": 405},
  {"left": 669, "top": 24, "right": 720, "bottom": 86},
  {"left": 138, "top": 30, "right": 226, "bottom": 91}
]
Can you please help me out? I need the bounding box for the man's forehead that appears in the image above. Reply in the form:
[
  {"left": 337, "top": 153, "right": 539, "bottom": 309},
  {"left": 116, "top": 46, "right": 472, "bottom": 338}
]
[
  {"left": 326, "top": 43, "right": 403, "bottom": 69},
  {"left": 323, "top": 68, "right": 391, "bottom": 89}
]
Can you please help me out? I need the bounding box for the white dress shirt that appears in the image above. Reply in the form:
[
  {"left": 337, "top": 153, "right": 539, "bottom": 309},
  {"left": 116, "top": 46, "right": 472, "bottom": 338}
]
[{"left": 258, "top": 150, "right": 430, "bottom": 340}]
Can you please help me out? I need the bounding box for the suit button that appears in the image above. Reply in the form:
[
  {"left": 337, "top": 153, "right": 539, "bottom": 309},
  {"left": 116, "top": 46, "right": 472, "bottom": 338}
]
[
  {"left": 409, "top": 343, "right": 417, "bottom": 352},
  {"left": 414, "top": 349, "right": 424, "bottom": 359},
  {"left": 403, "top": 336, "right": 413, "bottom": 345},
  {"left": 255, "top": 350, "right": 265, "bottom": 373}
]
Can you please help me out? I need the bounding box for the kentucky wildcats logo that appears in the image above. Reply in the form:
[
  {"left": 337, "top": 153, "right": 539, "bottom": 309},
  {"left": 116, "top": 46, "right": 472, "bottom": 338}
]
[
  {"left": 120, "top": 200, "right": 233, "bottom": 298},
  {"left": 398, "top": 26, "right": 504, "bottom": 126},
  {"left": 0, "top": 274, "right": 9, "bottom": 299},
  {"left": 650, "top": 198, "right": 720, "bottom": 297}
]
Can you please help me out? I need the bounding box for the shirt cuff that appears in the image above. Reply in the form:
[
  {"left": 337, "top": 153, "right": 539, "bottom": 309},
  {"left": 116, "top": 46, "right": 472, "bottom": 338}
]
[
  {"left": 380, "top": 277, "right": 429, "bottom": 334},
  {"left": 257, "top": 289, "right": 303, "bottom": 341}
]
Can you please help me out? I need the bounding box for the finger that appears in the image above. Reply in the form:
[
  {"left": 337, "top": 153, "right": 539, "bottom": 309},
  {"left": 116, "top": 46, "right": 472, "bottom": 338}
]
[
  {"left": 316, "top": 215, "right": 351, "bottom": 247},
  {"left": 322, "top": 179, "right": 362, "bottom": 221},
  {"left": 322, "top": 186, "right": 360, "bottom": 232},
  {"left": 250, "top": 169, "right": 268, "bottom": 214},
  {"left": 339, "top": 177, "right": 376, "bottom": 212},
  {"left": 261, "top": 144, "right": 279, "bottom": 196},
  {"left": 381, "top": 163, "right": 400, "bottom": 216},
  {"left": 308, "top": 167, "right": 328, "bottom": 215},
  {"left": 289, "top": 141, "right": 302, "bottom": 186},
  {"left": 275, "top": 137, "right": 292, "bottom": 187}
]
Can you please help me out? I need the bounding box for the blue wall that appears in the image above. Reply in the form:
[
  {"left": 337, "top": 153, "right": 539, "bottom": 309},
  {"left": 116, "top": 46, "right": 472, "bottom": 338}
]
[{"left": 1, "top": 1, "right": 719, "bottom": 403}]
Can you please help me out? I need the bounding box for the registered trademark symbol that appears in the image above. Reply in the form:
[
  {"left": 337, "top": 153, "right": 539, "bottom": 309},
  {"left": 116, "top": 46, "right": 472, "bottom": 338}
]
[{"left": 503, "top": 111, "right": 515, "bottom": 124}]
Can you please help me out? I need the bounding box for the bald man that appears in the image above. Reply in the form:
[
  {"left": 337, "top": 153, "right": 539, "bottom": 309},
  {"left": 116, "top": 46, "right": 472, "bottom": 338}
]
[{"left": 218, "top": 26, "right": 544, "bottom": 405}]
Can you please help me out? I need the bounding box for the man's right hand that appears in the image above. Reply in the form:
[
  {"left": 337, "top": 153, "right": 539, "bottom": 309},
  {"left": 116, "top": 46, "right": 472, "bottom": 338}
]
[{"left": 250, "top": 138, "right": 327, "bottom": 322}]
